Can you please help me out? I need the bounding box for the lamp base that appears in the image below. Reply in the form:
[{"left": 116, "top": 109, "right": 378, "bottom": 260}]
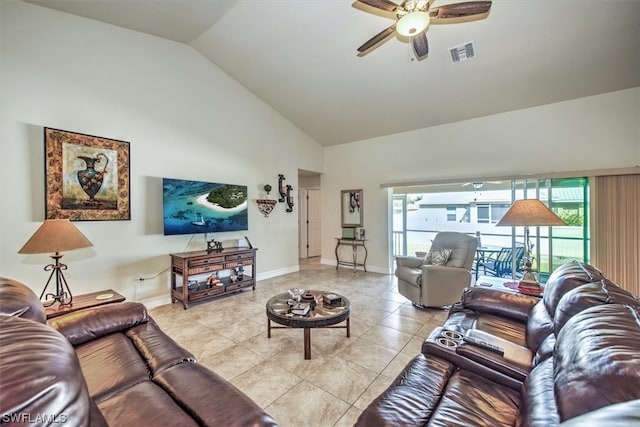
[
  {"left": 39, "top": 254, "right": 73, "bottom": 308},
  {"left": 517, "top": 270, "right": 543, "bottom": 294}
]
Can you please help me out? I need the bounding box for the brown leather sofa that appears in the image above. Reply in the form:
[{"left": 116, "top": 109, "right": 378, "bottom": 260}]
[
  {"left": 356, "top": 261, "right": 640, "bottom": 426},
  {"left": 0, "top": 277, "right": 278, "bottom": 427}
]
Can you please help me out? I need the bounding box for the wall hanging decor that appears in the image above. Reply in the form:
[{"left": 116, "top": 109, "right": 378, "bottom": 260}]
[
  {"left": 285, "top": 184, "right": 294, "bottom": 212},
  {"left": 341, "top": 189, "right": 363, "bottom": 227},
  {"left": 278, "top": 174, "right": 287, "bottom": 202},
  {"left": 45, "top": 127, "right": 130, "bottom": 221},
  {"left": 256, "top": 184, "right": 277, "bottom": 217}
]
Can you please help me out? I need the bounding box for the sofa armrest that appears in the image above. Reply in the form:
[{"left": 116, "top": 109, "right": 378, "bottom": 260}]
[
  {"left": 48, "top": 302, "right": 149, "bottom": 346},
  {"left": 421, "top": 327, "right": 522, "bottom": 391},
  {"left": 395, "top": 256, "right": 424, "bottom": 268},
  {"left": 422, "top": 265, "right": 470, "bottom": 282},
  {"left": 455, "top": 329, "right": 533, "bottom": 382},
  {"left": 458, "top": 287, "right": 539, "bottom": 323}
]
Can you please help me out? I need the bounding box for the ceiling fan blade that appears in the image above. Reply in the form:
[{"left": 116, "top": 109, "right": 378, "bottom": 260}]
[
  {"left": 412, "top": 32, "right": 429, "bottom": 59},
  {"left": 430, "top": 1, "right": 492, "bottom": 24},
  {"left": 357, "top": 24, "right": 396, "bottom": 53},
  {"left": 356, "top": 0, "right": 401, "bottom": 12}
]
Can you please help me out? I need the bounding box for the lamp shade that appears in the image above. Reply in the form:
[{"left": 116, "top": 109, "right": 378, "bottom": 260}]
[
  {"left": 496, "top": 199, "right": 566, "bottom": 227},
  {"left": 18, "top": 219, "right": 93, "bottom": 254}
]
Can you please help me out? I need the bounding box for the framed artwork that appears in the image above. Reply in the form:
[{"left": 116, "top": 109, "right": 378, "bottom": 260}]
[
  {"left": 45, "top": 127, "right": 131, "bottom": 221},
  {"left": 341, "top": 189, "right": 363, "bottom": 228}
]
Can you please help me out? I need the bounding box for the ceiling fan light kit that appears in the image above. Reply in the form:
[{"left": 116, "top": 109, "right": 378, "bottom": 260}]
[
  {"left": 356, "top": 0, "right": 492, "bottom": 60},
  {"left": 396, "top": 12, "right": 430, "bottom": 37}
]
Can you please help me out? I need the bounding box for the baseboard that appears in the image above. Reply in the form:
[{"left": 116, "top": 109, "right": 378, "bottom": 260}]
[
  {"left": 142, "top": 294, "right": 172, "bottom": 310},
  {"left": 257, "top": 265, "right": 299, "bottom": 281},
  {"left": 320, "top": 258, "right": 390, "bottom": 275}
]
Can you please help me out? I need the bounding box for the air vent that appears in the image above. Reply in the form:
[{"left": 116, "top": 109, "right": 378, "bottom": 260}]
[{"left": 449, "top": 41, "right": 475, "bottom": 64}]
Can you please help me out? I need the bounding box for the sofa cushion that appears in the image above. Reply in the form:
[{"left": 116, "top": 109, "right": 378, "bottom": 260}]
[
  {"left": 518, "top": 357, "right": 560, "bottom": 427},
  {"left": 126, "top": 320, "right": 196, "bottom": 374},
  {"left": 75, "top": 332, "right": 151, "bottom": 403},
  {"left": 154, "top": 363, "right": 279, "bottom": 427},
  {"left": 355, "top": 353, "right": 456, "bottom": 426},
  {"left": 554, "top": 304, "right": 640, "bottom": 421},
  {"left": 542, "top": 260, "right": 604, "bottom": 317},
  {"left": 525, "top": 301, "right": 554, "bottom": 353},
  {"left": 48, "top": 302, "right": 149, "bottom": 346},
  {"left": 356, "top": 353, "right": 520, "bottom": 427},
  {"left": 0, "top": 277, "right": 46, "bottom": 323},
  {"left": 0, "top": 315, "right": 93, "bottom": 426},
  {"left": 96, "top": 380, "right": 200, "bottom": 427},
  {"left": 553, "top": 279, "right": 640, "bottom": 332}
]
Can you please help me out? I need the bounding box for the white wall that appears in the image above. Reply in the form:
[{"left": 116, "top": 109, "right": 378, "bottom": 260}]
[
  {"left": 0, "top": 1, "right": 323, "bottom": 306},
  {"left": 322, "top": 88, "right": 640, "bottom": 273}
]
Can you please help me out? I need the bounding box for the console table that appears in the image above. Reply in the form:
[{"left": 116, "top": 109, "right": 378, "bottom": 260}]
[
  {"left": 335, "top": 238, "right": 367, "bottom": 272},
  {"left": 170, "top": 247, "right": 257, "bottom": 309}
]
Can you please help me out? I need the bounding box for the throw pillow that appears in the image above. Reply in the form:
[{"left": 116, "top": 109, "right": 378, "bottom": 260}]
[{"left": 423, "top": 248, "right": 452, "bottom": 266}]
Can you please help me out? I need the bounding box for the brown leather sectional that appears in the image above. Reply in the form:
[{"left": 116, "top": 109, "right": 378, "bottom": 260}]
[
  {"left": 356, "top": 260, "right": 640, "bottom": 426},
  {"left": 0, "top": 278, "right": 277, "bottom": 427}
]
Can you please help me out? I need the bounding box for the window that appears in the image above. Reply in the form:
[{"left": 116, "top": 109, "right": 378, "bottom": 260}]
[
  {"left": 477, "top": 203, "right": 509, "bottom": 224},
  {"left": 446, "top": 206, "right": 456, "bottom": 221},
  {"left": 477, "top": 204, "right": 489, "bottom": 223}
]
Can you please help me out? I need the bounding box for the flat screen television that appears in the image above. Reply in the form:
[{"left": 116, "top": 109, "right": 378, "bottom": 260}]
[{"left": 162, "top": 177, "right": 248, "bottom": 236}]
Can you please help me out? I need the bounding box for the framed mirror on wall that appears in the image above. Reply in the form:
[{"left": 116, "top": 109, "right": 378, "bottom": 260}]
[{"left": 341, "top": 189, "right": 363, "bottom": 228}]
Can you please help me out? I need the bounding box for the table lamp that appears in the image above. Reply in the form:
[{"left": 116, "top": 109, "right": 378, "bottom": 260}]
[
  {"left": 18, "top": 219, "right": 93, "bottom": 307},
  {"left": 496, "top": 199, "right": 566, "bottom": 291}
]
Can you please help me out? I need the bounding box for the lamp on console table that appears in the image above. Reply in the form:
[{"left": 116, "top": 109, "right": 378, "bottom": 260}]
[
  {"left": 496, "top": 199, "right": 566, "bottom": 292},
  {"left": 18, "top": 219, "right": 93, "bottom": 308}
]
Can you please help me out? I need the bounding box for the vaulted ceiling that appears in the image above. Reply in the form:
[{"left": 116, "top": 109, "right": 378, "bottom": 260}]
[{"left": 24, "top": 0, "right": 640, "bottom": 146}]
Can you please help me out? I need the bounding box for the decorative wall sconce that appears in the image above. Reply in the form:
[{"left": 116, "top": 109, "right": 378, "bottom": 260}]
[
  {"left": 285, "top": 185, "right": 294, "bottom": 212},
  {"left": 278, "top": 174, "right": 287, "bottom": 202},
  {"left": 256, "top": 184, "right": 277, "bottom": 217}
]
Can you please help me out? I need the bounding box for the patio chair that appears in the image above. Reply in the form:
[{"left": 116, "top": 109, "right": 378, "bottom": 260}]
[
  {"left": 395, "top": 232, "right": 477, "bottom": 308},
  {"left": 477, "top": 244, "right": 526, "bottom": 278}
]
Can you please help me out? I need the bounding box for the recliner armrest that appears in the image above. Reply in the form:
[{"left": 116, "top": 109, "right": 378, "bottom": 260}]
[
  {"left": 48, "top": 302, "right": 149, "bottom": 346},
  {"left": 395, "top": 256, "right": 424, "bottom": 268},
  {"left": 458, "top": 287, "right": 539, "bottom": 323}
]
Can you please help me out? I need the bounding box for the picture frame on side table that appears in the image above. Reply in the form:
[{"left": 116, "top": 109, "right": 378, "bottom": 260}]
[
  {"left": 341, "top": 189, "right": 363, "bottom": 228},
  {"left": 45, "top": 127, "right": 131, "bottom": 221}
]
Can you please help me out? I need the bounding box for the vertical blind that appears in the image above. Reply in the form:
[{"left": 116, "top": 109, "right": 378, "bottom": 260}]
[{"left": 592, "top": 174, "right": 640, "bottom": 295}]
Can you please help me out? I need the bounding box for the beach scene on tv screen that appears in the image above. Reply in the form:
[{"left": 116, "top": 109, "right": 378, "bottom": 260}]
[{"left": 163, "top": 178, "right": 248, "bottom": 235}]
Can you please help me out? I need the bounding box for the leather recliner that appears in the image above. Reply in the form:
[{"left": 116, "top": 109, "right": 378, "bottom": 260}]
[{"left": 396, "top": 231, "right": 477, "bottom": 307}]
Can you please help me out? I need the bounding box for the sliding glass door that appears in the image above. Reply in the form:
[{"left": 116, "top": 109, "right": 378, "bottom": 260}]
[{"left": 392, "top": 178, "right": 589, "bottom": 283}]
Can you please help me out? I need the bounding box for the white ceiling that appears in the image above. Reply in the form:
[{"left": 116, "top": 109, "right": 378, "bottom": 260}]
[{"left": 24, "top": 0, "right": 640, "bottom": 146}]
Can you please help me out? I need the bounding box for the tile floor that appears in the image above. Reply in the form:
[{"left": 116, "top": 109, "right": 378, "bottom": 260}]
[{"left": 149, "top": 258, "right": 448, "bottom": 426}]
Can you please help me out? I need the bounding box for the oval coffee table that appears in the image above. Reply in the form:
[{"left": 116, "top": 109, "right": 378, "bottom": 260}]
[{"left": 266, "top": 290, "right": 350, "bottom": 360}]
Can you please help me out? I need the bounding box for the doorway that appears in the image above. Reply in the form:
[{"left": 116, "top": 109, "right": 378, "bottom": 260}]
[{"left": 298, "top": 170, "right": 322, "bottom": 259}]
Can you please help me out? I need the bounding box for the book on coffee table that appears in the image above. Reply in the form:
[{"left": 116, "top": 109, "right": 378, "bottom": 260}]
[{"left": 291, "top": 302, "right": 310, "bottom": 316}]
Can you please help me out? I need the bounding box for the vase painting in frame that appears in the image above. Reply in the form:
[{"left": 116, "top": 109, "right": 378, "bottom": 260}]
[
  {"left": 341, "top": 189, "right": 363, "bottom": 228},
  {"left": 45, "top": 127, "right": 131, "bottom": 221}
]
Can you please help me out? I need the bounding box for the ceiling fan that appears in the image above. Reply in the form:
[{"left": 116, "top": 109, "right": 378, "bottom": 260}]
[
  {"left": 462, "top": 181, "right": 503, "bottom": 190},
  {"left": 356, "top": 0, "right": 492, "bottom": 59}
]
